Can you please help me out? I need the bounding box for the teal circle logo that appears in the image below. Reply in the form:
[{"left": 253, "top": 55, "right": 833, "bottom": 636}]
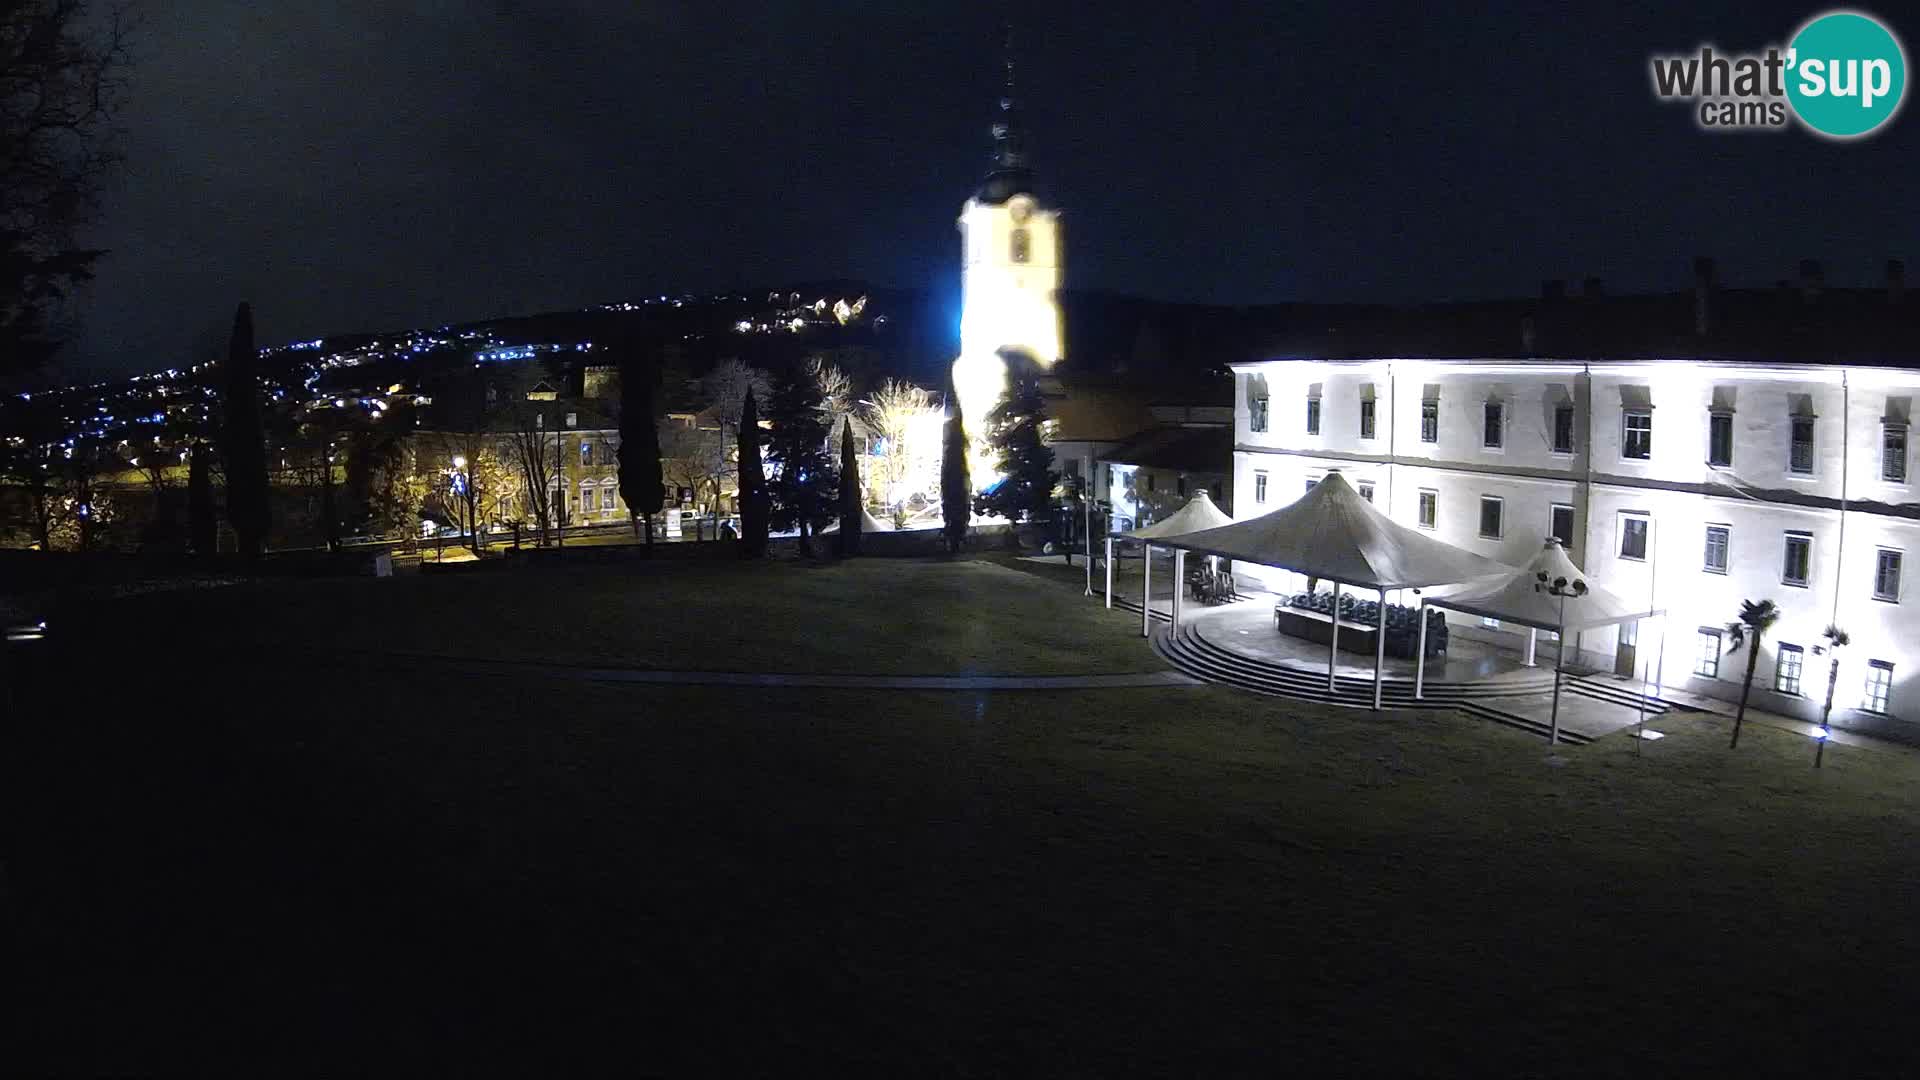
[{"left": 1786, "top": 11, "right": 1907, "bottom": 138}]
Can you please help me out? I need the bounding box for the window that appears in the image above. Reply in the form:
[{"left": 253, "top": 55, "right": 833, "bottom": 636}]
[
  {"left": 1775, "top": 643, "right": 1805, "bottom": 695},
  {"left": 1703, "top": 525, "right": 1730, "bottom": 574},
  {"left": 1305, "top": 474, "right": 1320, "bottom": 494},
  {"left": 1176, "top": 476, "right": 1188, "bottom": 497},
  {"left": 1864, "top": 660, "right": 1893, "bottom": 714},
  {"left": 1357, "top": 481, "right": 1375, "bottom": 503},
  {"left": 1709, "top": 412, "right": 1734, "bottom": 467},
  {"left": 1623, "top": 411, "right": 1652, "bottom": 460},
  {"left": 1790, "top": 416, "right": 1815, "bottom": 475},
  {"left": 1417, "top": 489, "right": 1437, "bottom": 529},
  {"left": 1306, "top": 397, "right": 1321, "bottom": 436},
  {"left": 1619, "top": 514, "right": 1649, "bottom": 561},
  {"left": 1478, "top": 496, "right": 1503, "bottom": 539},
  {"left": 1359, "top": 399, "right": 1376, "bottom": 440},
  {"left": 1254, "top": 470, "right": 1268, "bottom": 504},
  {"left": 1483, "top": 401, "right": 1504, "bottom": 449},
  {"left": 551, "top": 488, "right": 565, "bottom": 519},
  {"left": 1875, "top": 548, "right": 1902, "bottom": 602},
  {"left": 1783, "top": 532, "right": 1812, "bottom": 587},
  {"left": 1884, "top": 424, "right": 1908, "bottom": 482},
  {"left": 1421, "top": 400, "right": 1439, "bottom": 443},
  {"left": 602, "top": 487, "right": 617, "bottom": 510},
  {"left": 1010, "top": 227, "right": 1030, "bottom": 263},
  {"left": 1146, "top": 473, "right": 1156, "bottom": 493},
  {"left": 1694, "top": 628, "right": 1722, "bottom": 678},
  {"left": 565, "top": 412, "right": 578, "bottom": 428},
  {"left": 1552, "top": 403, "right": 1575, "bottom": 454},
  {"left": 580, "top": 441, "right": 593, "bottom": 466},
  {"left": 581, "top": 483, "right": 594, "bottom": 511},
  {"left": 1549, "top": 504, "right": 1575, "bottom": 550},
  {"left": 1249, "top": 393, "right": 1269, "bottom": 433}
]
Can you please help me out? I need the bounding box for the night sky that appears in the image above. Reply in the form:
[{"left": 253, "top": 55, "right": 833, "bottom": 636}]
[{"left": 68, "top": 1, "right": 1919, "bottom": 377}]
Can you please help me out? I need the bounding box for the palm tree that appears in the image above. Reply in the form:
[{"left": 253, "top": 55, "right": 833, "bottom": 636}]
[
  {"left": 1724, "top": 599, "right": 1782, "bottom": 749},
  {"left": 1816, "top": 623, "right": 1850, "bottom": 767}
]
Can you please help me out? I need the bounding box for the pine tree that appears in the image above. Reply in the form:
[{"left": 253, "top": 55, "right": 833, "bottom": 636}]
[
  {"left": 940, "top": 386, "right": 971, "bottom": 554},
  {"left": 187, "top": 442, "right": 216, "bottom": 556},
  {"left": 617, "top": 358, "right": 665, "bottom": 554},
  {"left": 218, "top": 302, "right": 271, "bottom": 558},
  {"left": 972, "top": 374, "right": 1058, "bottom": 527},
  {"left": 764, "top": 367, "right": 838, "bottom": 556},
  {"left": 737, "top": 388, "right": 769, "bottom": 558},
  {"left": 837, "top": 421, "right": 861, "bottom": 557}
]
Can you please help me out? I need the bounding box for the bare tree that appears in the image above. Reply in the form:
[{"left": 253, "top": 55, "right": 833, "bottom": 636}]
[
  {"left": 807, "top": 355, "right": 855, "bottom": 428},
  {"left": 0, "top": 1, "right": 132, "bottom": 375},
  {"left": 861, "top": 378, "right": 940, "bottom": 512}
]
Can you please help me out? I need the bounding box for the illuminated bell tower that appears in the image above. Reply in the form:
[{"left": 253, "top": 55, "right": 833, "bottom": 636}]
[{"left": 952, "top": 44, "right": 1063, "bottom": 434}]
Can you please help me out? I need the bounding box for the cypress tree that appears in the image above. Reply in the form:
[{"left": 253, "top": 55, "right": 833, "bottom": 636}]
[
  {"left": 737, "top": 388, "right": 769, "bottom": 557},
  {"left": 940, "top": 386, "right": 971, "bottom": 554},
  {"left": 617, "top": 358, "right": 665, "bottom": 554},
  {"left": 218, "top": 302, "right": 271, "bottom": 558},
  {"left": 836, "top": 421, "right": 861, "bottom": 557},
  {"left": 187, "top": 441, "right": 216, "bottom": 556}
]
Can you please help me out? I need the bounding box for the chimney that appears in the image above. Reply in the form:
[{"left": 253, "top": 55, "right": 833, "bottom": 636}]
[
  {"left": 1890, "top": 258, "right": 1907, "bottom": 304},
  {"left": 1541, "top": 279, "right": 1566, "bottom": 301},
  {"left": 1582, "top": 276, "right": 1605, "bottom": 299},
  {"left": 1799, "top": 258, "right": 1824, "bottom": 301},
  {"left": 1520, "top": 314, "right": 1537, "bottom": 354},
  {"left": 1693, "top": 255, "right": 1716, "bottom": 336}
]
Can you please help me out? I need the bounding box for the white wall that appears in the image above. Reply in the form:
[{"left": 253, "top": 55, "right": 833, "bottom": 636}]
[{"left": 1235, "top": 359, "right": 1920, "bottom": 737}]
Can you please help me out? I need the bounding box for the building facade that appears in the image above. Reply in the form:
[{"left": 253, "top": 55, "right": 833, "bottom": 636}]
[{"left": 1234, "top": 358, "right": 1920, "bottom": 738}]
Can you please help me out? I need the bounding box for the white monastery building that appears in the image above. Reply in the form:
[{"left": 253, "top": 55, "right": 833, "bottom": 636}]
[{"left": 1227, "top": 263, "right": 1920, "bottom": 739}]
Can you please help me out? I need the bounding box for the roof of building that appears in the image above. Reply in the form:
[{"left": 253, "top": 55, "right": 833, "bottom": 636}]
[{"left": 1097, "top": 424, "right": 1230, "bottom": 474}]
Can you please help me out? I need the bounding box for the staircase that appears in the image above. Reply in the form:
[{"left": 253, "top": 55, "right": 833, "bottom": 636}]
[{"left": 1151, "top": 621, "right": 1597, "bottom": 746}]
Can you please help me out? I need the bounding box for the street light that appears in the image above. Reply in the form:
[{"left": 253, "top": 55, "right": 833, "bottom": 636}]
[{"left": 1534, "top": 571, "right": 1588, "bottom": 750}]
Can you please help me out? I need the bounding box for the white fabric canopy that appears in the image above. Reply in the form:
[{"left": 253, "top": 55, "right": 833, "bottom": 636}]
[
  {"left": 820, "top": 507, "right": 896, "bottom": 534},
  {"left": 1424, "top": 539, "right": 1662, "bottom": 632},
  {"left": 1160, "top": 472, "right": 1511, "bottom": 589},
  {"left": 1123, "top": 491, "right": 1234, "bottom": 540}
]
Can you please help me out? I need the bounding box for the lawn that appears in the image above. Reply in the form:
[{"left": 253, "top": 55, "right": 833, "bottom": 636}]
[
  {"left": 6, "top": 555, "right": 1919, "bottom": 1074},
  {"left": 90, "top": 555, "right": 1162, "bottom": 676}
]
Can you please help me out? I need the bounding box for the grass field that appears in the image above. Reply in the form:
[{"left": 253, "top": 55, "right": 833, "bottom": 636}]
[
  {"left": 94, "top": 555, "right": 1161, "bottom": 676},
  {"left": 6, "top": 555, "right": 1919, "bottom": 1074}
]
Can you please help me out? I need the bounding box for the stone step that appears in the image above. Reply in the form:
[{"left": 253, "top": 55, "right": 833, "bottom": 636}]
[{"left": 1150, "top": 626, "right": 1594, "bottom": 746}]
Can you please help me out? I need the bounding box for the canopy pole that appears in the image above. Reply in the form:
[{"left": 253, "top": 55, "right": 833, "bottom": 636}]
[
  {"left": 1525, "top": 628, "right": 1537, "bottom": 667},
  {"left": 1327, "top": 581, "right": 1341, "bottom": 694},
  {"left": 1414, "top": 602, "right": 1430, "bottom": 700},
  {"left": 1103, "top": 536, "right": 1113, "bottom": 609},
  {"left": 1654, "top": 615, "right": 1667, "bottom": 698},
  {"left": 1372, "top": 587, "right": 1387, "bottom": 711},
  {"left": 1141, "top": 543, "right": 1152, "bottom": 638},
  {"left": 1171, "top": 549, "right": 1186, "bottom": 633},
  {"left": 1549, "top": 627, "right": 1565, "bottom": 747}
]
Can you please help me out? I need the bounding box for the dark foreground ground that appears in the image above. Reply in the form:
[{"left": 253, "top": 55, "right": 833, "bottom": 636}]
[{"left": 5, "top": 558, "right": 1919, "bottom": 1075}]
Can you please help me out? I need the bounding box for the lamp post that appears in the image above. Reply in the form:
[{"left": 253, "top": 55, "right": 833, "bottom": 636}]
[
  {"left": 1534, "top": 571, "right": 1588, "bottom": 750},
  {"left": 452, "top": 453, "right": 477, "bottom": 555}
]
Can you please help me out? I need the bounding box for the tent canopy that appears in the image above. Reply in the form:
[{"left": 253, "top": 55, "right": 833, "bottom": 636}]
[
  {"left": 1423, "top": 538, "right": 1663, "bottom": 633},
  {"left": 1160, "top": 472, "right": 1511, "bottom": 590},
  {"left": 1123, "top": 490, "right": 1234, "bottom": 540}
]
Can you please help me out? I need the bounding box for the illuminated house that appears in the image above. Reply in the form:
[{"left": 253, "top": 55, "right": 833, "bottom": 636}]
[
  {"left": 1230, "top": 262, "right": 1920, "bottom": 739},
  {"left": 951, "top": 51, "right": 1063, "bottom": 442}
]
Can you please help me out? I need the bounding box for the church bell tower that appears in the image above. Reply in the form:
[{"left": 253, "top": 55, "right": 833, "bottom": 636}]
[{"left": 952, "top": 39, "right": 1063, "bottom": 432}]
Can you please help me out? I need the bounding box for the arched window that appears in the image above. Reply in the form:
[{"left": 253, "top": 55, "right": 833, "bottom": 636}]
[{"left": 1009, "top": 227, "right": 1030, "bottom": 264}]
